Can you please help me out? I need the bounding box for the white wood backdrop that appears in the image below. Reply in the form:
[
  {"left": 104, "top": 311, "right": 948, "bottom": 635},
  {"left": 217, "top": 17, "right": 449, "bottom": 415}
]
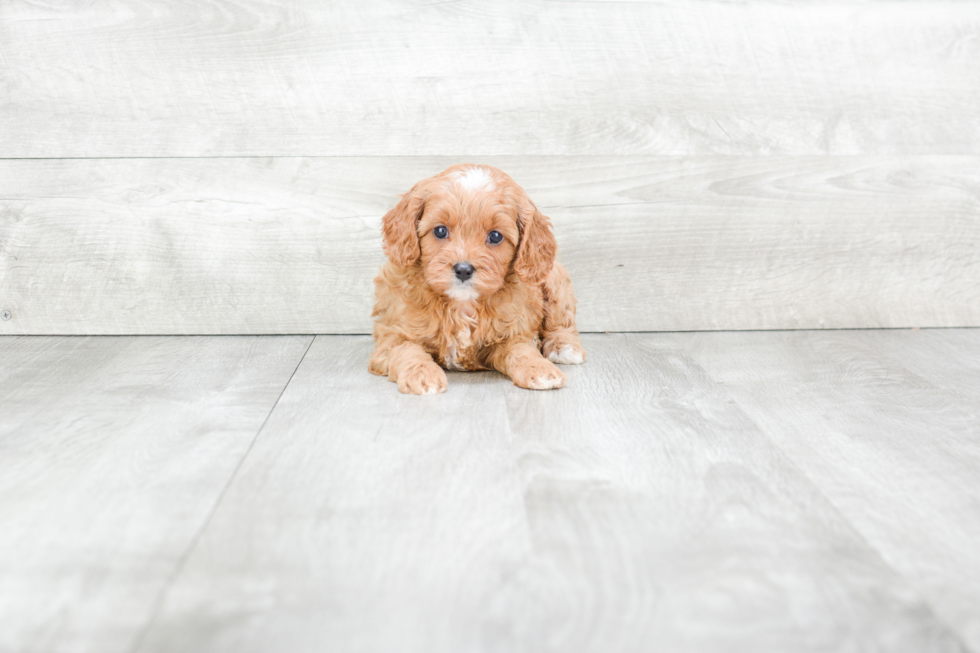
[
  {"left": 1, "top": 0, "right": 978, "bottom": 333},
  {"left": 2, "top": 0, "right": 978, "bottom": 157}
]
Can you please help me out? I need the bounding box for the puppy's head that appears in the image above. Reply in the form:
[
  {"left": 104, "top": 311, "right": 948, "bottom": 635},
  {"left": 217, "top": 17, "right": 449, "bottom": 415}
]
[{"left": 382, "top": 165, "right": 557, "bottom": 301}]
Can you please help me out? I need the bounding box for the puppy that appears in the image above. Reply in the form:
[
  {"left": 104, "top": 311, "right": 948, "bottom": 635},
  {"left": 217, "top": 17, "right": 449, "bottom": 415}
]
[{"left": 369, "top": 164, "right": 586, "bottom": 395}]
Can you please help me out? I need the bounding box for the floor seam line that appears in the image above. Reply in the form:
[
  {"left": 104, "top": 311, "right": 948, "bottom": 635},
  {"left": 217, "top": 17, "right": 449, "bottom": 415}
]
[
  {"left": 757, "top": 421, "right": 976, "bottom": 652},
  {"left": 124, "top": 334, "right": 317, "bottom": 653},
  {"left": 673, "top": 333, "right": 976, "bottom": 652}
]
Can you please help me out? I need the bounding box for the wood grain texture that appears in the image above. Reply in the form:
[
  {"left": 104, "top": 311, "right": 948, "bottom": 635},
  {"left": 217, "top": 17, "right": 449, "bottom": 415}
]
[
  {"left": 0, "top": 335, "right": 312, "bottom": 653},
  {"left": 1, "top": 1, "right": 978, "bottom": 157},
  {"left": 2, "top": 156, "right": 978, "bottom": 334},
  {"left": 133, "top": 334, "right": 966, "bottom": 653},
  {"left": 676, "top": 329, "right": 980, "bottom": 651}
]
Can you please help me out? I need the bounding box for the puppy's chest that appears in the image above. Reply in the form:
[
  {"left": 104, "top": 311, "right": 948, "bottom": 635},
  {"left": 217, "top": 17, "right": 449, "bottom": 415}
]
[{"left": 435, "top": 307, "right": 486, "bottom": 371}]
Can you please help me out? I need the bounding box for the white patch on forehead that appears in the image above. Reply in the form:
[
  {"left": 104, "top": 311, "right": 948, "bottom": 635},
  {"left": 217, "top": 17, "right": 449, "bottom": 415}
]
[{"left": 452, "top": 166, "right": 495, "bottom": 192}]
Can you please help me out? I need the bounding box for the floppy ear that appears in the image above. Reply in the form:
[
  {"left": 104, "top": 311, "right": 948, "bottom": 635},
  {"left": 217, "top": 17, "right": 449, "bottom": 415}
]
[
  {"left": 513, "top": 199, "right": 558, "bottom": 284},
  {"left": 381, "top": 185, "right": 426, "bottom": 268}
]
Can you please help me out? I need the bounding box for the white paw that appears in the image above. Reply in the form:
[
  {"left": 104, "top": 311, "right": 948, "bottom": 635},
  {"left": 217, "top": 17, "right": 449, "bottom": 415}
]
[
  {"left": 397, "top": 362, "right": 449, "bottom": 395},
  {"left": 547, "top": 345, "right": 585, "bottom": 365},
  {"left": 530, "top": 374, "right": 564, "bottom": 390}
]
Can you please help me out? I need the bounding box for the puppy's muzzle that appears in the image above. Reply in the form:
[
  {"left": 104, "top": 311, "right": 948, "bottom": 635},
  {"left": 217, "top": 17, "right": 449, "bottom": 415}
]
[{"left": 453, "top": 262, "right": 475, "bottom": 283}]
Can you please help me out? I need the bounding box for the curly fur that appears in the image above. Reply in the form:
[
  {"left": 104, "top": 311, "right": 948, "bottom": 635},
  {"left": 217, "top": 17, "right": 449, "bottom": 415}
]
[{"left": 370, "top": 164, "right": 586, "bottom": 394}]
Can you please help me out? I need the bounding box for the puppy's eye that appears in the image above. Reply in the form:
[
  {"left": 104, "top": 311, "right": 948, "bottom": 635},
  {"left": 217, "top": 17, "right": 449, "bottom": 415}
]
[
  {"left": 487, "top": 230, "right": 503, "bottom": 245},
  {"left": 433, "top": 225, "right": 449, "bottom": 239}
]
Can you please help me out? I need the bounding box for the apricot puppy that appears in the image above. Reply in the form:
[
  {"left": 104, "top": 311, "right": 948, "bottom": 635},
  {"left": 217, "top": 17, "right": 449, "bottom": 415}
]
[{"left": 369, "top": 164, "right": 586, "bottom": 395}]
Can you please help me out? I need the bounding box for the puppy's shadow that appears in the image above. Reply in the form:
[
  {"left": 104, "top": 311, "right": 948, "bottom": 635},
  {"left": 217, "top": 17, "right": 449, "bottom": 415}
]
[
  {"left": 445, "top": 363, "right": 587, "bottom": 393},
  {"left": 444, "top": 370, "right": 504, "bottom": 387}
]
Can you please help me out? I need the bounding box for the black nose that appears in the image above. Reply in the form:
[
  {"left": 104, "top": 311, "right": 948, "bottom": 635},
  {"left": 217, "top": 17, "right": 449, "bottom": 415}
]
[{"left": 453, "top": 262, "right": 475, "bottom": 282}]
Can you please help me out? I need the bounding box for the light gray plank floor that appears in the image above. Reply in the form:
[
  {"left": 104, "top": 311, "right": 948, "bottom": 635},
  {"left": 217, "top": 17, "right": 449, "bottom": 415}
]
[
  {"left": 2, "top": 331, "right": 978, "bottom": 653},
  {"left": 0, "top": 335, "right": 313, "bottom": 653},
  {"left": 676, "top": 329, "right": 980, "bottom": 650}
]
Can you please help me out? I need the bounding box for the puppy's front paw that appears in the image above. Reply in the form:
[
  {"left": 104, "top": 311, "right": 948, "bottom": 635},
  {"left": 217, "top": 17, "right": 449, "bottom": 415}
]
[
  {"left": 545, "top": 342, "right": 586, "bottom": 365},
  {"left": 397, "top": 362, "right": 448, "bottom": 395},
  {"left": 510, "top": 358, "right": 566, "bottom": 391}
]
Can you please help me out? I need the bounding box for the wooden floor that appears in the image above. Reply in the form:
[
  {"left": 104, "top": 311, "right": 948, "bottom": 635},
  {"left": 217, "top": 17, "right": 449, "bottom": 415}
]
[{"left": 2, "top": 330, "right": 979, "bottom": 653}]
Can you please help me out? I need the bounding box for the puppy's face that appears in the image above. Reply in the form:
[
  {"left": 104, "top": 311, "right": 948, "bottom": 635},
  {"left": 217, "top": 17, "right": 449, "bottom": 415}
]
[
  {"left": 417, "top": 179, "right": 519, "bottom": 301},
  {"left": 382, "top": 165, "right": 557, "bottom": 300}
]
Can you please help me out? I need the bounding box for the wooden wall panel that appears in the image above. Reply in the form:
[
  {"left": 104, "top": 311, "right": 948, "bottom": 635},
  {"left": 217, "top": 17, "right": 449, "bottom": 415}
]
[
  {"left": 2, "top": 156, "right": 977, "bottom": 334},
  {"left": 2, "top": 1, "right": 977, "bottom": 332},
  {"left": 0, "top": 1, "right": 977, "bottom": 157}
]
